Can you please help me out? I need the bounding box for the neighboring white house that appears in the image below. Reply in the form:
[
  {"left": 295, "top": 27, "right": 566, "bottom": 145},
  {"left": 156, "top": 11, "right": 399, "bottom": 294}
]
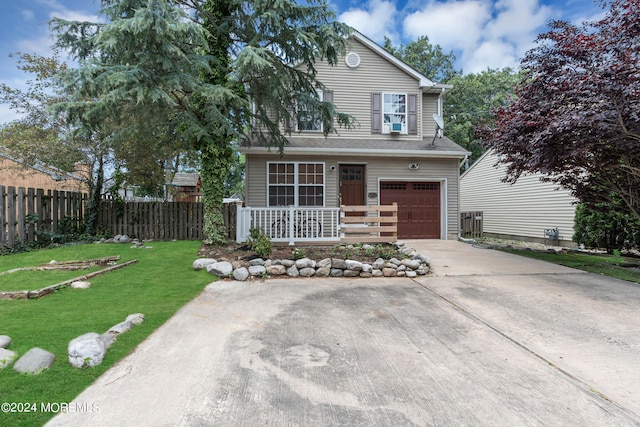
[{"left": 459, "top": 149, "right": 577, "bottom": 246}]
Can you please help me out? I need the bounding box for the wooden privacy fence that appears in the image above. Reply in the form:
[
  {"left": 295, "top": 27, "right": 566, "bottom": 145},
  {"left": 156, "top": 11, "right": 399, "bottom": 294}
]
[
  {"left": 1, "top": 185, "right": 87, "bottom": 248},
  {"left": 460, "top": 211, "right": 483, "bottom": 239},
  {"left": 340, "top": 203, "right": 398, "bottom": 244},
  {"left": 97, "top": 200, "right": 238, "bottom": 241}
]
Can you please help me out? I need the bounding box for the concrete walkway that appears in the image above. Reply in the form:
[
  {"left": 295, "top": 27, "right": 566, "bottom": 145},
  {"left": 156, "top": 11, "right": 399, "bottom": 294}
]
[{"left": 47, "top": 240, "right": 640, "bottom": 426}]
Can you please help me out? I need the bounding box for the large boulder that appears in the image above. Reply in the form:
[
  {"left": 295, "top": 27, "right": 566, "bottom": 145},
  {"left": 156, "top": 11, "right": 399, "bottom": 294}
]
[
  {"left": 68, "top": 333, "right": 107, "bottom": 368},
  {"left": 294, "top": 258, "right": 314, "bottom": 269},
  {"left": 345, "top": 260, "right": 363, "bottom": 271},
  {"left": 13, "top": 347, "right": 56, "bottom": 374},
  {"left": 299, "top": 267, "right": 316, "bottom": 277},
  {"left": 71, "top": 280, "right": 91, "bottom": 289}
]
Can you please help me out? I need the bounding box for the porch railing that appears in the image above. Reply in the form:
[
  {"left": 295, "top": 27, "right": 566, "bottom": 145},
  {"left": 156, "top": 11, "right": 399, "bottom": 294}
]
[{"left": 237, "top": 206, "right": 341, "bottom": 245}]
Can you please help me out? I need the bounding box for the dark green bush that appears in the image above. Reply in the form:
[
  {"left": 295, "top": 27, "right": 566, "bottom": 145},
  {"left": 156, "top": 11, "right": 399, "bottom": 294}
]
[{"left": 573, "top": 203, "right": 640, "bottom": 253}]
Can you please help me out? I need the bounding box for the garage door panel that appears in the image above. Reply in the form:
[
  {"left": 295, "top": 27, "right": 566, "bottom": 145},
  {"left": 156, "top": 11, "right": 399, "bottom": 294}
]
[{"left": 380, "top": 182, "right": 440, "bottom": 239}]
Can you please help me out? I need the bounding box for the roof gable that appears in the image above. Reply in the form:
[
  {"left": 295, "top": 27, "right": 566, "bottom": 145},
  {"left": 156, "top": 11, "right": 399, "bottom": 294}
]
[{"left": 349, "top": 31, "right": 452, "bottom": 93}]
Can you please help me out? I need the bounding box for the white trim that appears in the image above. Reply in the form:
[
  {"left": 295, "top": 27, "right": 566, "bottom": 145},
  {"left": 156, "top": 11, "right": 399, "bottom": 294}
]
[
  {"left": 266, "top": 161, "right": 326, "bottom": 207},
  {"left": 377, "top": 177, "right": 448, "bottom": 239},
  {"left": 242, "top": 146, "right": 469, "bottom": 159},
  {"left": 382, "top": 92, "right": 408, "bottom": 135}
]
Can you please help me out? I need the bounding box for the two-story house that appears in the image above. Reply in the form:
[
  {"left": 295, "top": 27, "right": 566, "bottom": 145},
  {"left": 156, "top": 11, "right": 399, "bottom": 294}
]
[{"left": 239, "top": 31, "right": 469, "bottom": 242}]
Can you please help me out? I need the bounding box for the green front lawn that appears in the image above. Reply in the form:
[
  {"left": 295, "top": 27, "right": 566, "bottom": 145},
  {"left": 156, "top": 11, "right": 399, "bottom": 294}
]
[{"left": 0, "top": 241, "right": 213, "bottom": 426}]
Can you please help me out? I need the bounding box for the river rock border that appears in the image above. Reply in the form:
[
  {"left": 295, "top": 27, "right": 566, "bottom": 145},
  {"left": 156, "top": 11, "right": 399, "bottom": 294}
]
[{"left": 193, "top": 242, "right": 431, "bottom": 282}]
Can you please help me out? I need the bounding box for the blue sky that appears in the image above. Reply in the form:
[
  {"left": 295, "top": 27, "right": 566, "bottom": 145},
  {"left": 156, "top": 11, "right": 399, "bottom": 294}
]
[{"left": 0, "top": 0, "right": 605, "bottom": 124}]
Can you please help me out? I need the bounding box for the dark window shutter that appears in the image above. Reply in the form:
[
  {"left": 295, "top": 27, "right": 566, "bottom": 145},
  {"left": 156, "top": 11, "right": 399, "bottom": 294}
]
[
  {"left": 323, "top": 90, "right": 333, "bottom": 103},
  {"left": 407, "top": 93, "right": 418, "bottom": 135},
  {"left": 371, "top": 92, "right": 381, "bottom": 134}
]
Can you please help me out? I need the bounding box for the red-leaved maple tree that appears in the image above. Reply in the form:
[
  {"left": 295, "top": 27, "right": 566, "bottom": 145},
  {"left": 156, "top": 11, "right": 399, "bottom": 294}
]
[{"left": 480, "top": 0, "right": 640, "bottom": 220}]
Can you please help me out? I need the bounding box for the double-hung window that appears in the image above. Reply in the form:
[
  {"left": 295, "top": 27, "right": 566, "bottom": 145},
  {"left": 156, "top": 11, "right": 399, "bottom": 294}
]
[
  {"left": 297, "top": 90, "right": 323, "bottom": 132},
  {"left": 268, "top": 162, "right": 324, "bottom": 206},
  {"left": 383, "top": 93, "right": 407, "bottom": 134}
]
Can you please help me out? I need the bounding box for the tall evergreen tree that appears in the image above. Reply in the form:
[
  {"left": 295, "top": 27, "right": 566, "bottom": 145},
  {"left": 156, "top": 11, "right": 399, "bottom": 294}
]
[{"left": 51, "top": 0, "right": 352, "bottom": 244}]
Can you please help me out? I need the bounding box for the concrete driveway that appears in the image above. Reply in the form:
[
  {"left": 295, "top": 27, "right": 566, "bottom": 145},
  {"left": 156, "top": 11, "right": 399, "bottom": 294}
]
[{"left": 48, "top": 240, "right": 640, "bottom": 426}]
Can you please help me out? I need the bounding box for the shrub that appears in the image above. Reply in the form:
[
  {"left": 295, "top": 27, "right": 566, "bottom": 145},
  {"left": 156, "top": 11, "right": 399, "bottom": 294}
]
[
  {"left": 247, "top": 228, "right": 273, "bottom": 258},
  {"left": 573, "top": 203, "right": 640, "bottom": 254}
]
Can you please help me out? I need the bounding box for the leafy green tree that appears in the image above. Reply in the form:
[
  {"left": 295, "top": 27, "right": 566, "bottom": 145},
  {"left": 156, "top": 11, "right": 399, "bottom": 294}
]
[
  {"left": 0, "top": 53, "right": 83, "bottom": 170},
  {"left": 383, "top": 36, "right": 459, "bottom": 83},
  {"left": 445, "top": 69, "right": 520, "bottom": 167},
  {"left": 52, "top": 0, "right": 352, "bottom": 244}
]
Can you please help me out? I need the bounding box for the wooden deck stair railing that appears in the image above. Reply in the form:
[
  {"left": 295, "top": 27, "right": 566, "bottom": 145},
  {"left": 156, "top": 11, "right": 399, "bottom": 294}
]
[{"left": 340, "top": 203, "right": 398, "bottom": 244}]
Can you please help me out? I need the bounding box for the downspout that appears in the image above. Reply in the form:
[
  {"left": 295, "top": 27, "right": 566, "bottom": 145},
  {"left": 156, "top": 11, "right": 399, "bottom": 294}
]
[{"left": 437, "top": 87, "right": 446, "bottom": 138}]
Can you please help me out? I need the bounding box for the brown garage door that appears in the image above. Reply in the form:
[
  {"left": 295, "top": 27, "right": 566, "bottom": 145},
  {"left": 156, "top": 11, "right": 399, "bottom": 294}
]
[{"left": 380, "top": 182, "right": 441, "bottom": 239}]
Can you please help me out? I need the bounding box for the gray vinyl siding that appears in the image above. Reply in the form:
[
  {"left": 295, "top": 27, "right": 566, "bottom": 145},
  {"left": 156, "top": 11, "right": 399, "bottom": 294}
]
[
  {"left": 245, "top": 154, "right": 461, "bottom": 238},
  {"left": 422, "top": 93, "right": 440, "bottom": 137},
  {"left": 292, "top": 39, "right": 424, "bottom": 140},
  {"left": 460, "top": 150, "right": 577, "bottom": 243}
]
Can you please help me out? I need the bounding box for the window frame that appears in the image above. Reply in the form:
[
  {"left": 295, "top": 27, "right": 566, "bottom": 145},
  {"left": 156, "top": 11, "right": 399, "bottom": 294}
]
[
  {"left": 296, "top": 90, "right": 324, "bottom": 133},
  {"left": 267, "top": 162, "right": 325, "bottom": 207},
  {"left": 382, "top": 92, "right": 408, "bottom": 134}
]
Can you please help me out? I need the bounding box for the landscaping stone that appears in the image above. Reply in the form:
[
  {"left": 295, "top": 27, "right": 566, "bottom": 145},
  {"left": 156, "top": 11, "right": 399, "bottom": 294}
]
[
  {"left": 295, "top": 258, "right": 314, "bottom": 269},
  {"left": 107, "top": 320, "right": 134, "bottom": 336},
  {"left": 114, "top": 234, "right": 131, "bottom": 243},
  {"left": 13, "top": 347, "right": 55, "bottom": 374},
  {"left": 372, "top": 269, "right": 383, "bottom": 277},
  {"left": 266, "top": 265, "right": 286, "bottom": 276},
  {"left": 330, "top": 268, "right": 344, "bottom": 277},
  {"left": 248, "top": 265, "right": 266, "bottom": 276},
  {"left": 362, "top": 263, "right": 373, "bottom": 273},
  {"left": 249, "top": 258, "right": 265, "bottom": 266},
  {"left": 299, "top": 267, "right": 316, "bottom": 277},
  {"left": 315, "top": 267, "right": 331, "bottom": 277},
  {"left": 68, "top": 333, "right": 108, "bottom": 368},
  {"left": 207, "top": 261, "right": 233, "bottom": 277},
  {"left": 389, "top": 258, "right": 402, "bottom": 266},
  {"left": 0, "top": 335, "right": 11, "bottom": 348},
  {"left": 402, "top": 259, "right": 422, "bottom": 270},
  {"left": 406, "top": 271, "right": 418, "bottom": 278},
  {"left": 317, "top": 258, "right": 332, "bottom": 268},
  {"left": 233, "top": 267, "right": 249, "bottom": 281},
  {"left": 343, "top": 270, "right": 360, "bottom": 277},
  {"left": 0, "top": 348, "right": 17, "bottom": 369},
  {"left": 126, "top": 313, "right": 145, "bottom": 326},
  {"left": 359, "top": 271, "right": 373, "bottom": 278},
  {"left": 372, "top": 258, "right": 385, "bottom": 269},
  {"left": 71, "top": 280, "right": 91, "bottom": 289},
  {"left": 345, "top": 260, "right": 363, "bottom": 271},
  {"left": 280, "top": 259, "right": 295, "bottom": 267},
  {"left": 382, "top": 268, "right": 397, "bottom": 277},
  {"left": 287, "top": 266, "right": 299, "bottom": 277},
  {"left": 193, "top": 258, "right": 217, "bottom": 271},
  {"left": 332, "top": 258, "right": 347, "bottom": 269},
  {"left": 413, "top": 253, "right": 430, "bottom": 265}
]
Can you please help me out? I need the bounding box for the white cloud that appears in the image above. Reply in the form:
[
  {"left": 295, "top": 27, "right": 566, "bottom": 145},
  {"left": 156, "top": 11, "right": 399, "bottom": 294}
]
[
  {"left": 338, "top": 0, "right": 399, "bottom": 44},
  {"left": 21, "top": 10, "right": 36, "bottom": 22},
  {"left": 402, "top": 0, "right": 555, "bottom": 73},
  {"left": 404, "top": 0, "right": 491, "bottom": 51}
]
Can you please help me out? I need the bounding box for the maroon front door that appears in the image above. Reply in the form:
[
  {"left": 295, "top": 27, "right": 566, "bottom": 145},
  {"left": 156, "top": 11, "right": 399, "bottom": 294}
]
[{"left": 339, "top": 165, "right": 365, "bottom": 215}]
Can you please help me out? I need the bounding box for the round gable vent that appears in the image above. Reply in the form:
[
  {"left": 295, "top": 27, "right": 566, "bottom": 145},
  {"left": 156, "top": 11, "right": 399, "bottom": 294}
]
[{"left": 345, "top": 52, "right": 361, "bottom": 68}]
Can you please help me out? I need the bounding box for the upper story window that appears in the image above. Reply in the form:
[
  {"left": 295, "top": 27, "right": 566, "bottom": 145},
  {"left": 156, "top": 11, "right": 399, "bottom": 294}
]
[
  {"left": 268, "top": 162, "right": 324, "bottom": 207},
  {"left": 371, "top": 92, "right": 418, "bottom": 135},
  {"left": 297, "top": 90, "right": 323, "bottom": 132},
  {"left": 383, "top": 93, "right": 407, "bottom": 134}
]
